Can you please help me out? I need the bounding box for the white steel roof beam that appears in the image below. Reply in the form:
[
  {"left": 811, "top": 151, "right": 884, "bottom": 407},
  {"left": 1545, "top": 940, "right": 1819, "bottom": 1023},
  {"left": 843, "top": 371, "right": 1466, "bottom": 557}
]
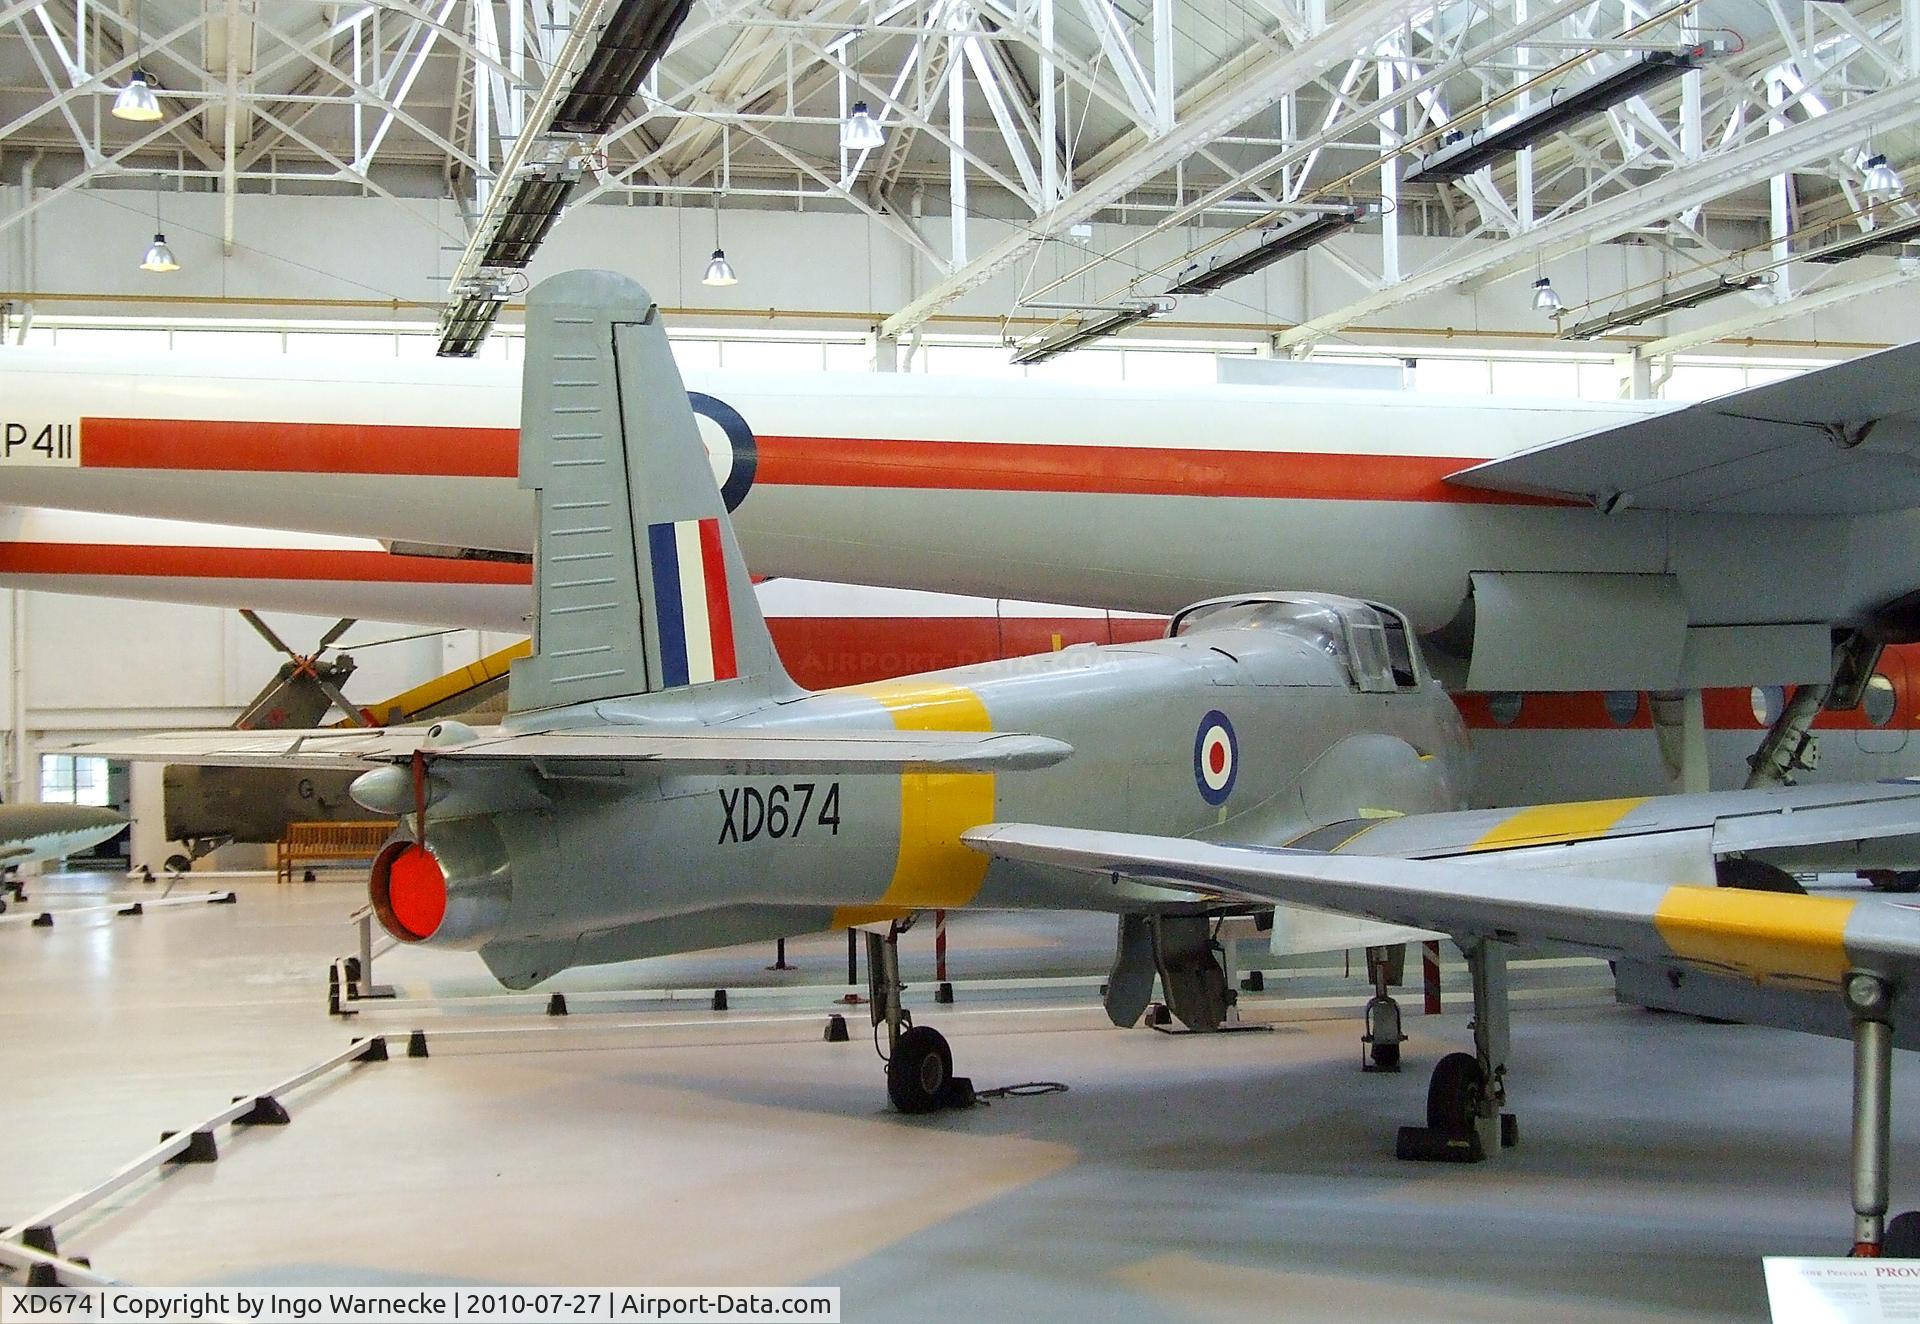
[
  {"left": 1272, "top": 70, "right": 1920, "bottom": 348},
  {"left": 881, "top": 0, "right": 1437, "bottom": 337}
]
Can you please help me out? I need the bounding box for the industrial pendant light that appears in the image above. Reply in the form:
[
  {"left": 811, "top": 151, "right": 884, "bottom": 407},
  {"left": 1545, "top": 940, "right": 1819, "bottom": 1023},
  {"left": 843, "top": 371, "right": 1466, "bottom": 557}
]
[
  {"left": 841, "top": 101, "right": 885, "bottom": 150},
  {"left": 113, "top": 4, "right": 162, "bottom": 122},
  {"left": 1531, "top": 275, "right": 1563, "bottom": 315},
  {"left": 139, "top": 192, "right": 178, "bottom": 272},
  {"left": 701, "top": 199, "right": 737, "bottom": 287},
  {"left": 1865, "top": 153, "right": 1904, "bottom": 203},
  {"left": 113, "top": 69, "right": 162, "bottom": 122}
]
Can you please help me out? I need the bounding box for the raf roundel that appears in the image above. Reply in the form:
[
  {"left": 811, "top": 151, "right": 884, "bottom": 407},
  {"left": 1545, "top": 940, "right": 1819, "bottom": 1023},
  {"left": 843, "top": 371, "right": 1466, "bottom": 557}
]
[{"left": 1193, "top": 710, "right": 1238, "bottom": 805}]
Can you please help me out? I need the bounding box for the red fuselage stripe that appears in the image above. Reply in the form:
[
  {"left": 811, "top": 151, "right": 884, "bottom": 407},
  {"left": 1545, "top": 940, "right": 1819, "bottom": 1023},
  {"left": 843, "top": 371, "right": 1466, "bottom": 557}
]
[
  {"left": 0, "top": 543, "right": 532, "bottom": 584},
  {"left": 75, "top": 417, "right": 1560, "bottom": 504}
]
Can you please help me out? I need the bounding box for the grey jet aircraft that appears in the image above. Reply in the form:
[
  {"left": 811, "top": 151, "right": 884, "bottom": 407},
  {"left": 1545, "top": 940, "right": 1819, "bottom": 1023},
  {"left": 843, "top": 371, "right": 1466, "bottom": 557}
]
[{"left": 95, "top": 271, "right": 1920, "bottom": 1257}]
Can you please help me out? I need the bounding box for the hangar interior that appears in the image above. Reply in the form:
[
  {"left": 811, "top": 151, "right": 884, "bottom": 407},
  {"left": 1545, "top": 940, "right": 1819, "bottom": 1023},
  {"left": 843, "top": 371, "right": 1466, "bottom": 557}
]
[{"left": 5, "top": 0, "right": 1920, "bottom": 1315}]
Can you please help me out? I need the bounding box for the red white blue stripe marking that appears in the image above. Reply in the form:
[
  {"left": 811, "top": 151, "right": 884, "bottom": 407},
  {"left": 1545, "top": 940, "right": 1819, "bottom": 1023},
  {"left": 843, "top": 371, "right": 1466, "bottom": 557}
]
[{"left": 647, "top": 517, "right": 739, "bottom": 688}]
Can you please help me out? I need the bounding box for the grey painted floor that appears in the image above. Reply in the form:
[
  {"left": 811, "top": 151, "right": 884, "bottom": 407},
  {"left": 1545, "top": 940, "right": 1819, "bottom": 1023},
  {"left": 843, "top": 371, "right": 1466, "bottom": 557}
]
[{"left": 2, "top": 871, "right": 1908, "bottom": 1321}]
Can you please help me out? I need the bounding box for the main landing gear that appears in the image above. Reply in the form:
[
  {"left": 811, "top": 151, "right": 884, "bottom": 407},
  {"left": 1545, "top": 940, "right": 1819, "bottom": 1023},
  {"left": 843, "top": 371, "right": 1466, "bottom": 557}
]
[
  {"left": 1396, "top": 939, "right": 1517, "bottom": 1163},
  {"left": 869, "top": 923, "right": 972, "bottom": 1113},
  {"left": 1362, "top": 944, "right": 1407, "bottom": 1072},
  {"left": 1844, "top": 972, "right": 1920, "bottom": 1257}
]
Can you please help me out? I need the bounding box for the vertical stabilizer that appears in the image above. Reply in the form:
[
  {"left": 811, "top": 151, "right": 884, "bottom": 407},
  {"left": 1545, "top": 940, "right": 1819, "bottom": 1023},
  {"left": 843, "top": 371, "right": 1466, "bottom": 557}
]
[{"left": 508, "top": 270, "right": 790, "bottom": 714}]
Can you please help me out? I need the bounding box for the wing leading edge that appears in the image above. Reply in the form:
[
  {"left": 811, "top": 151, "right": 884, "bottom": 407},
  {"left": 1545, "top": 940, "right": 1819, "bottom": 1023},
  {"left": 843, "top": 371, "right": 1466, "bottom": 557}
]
[
  {"left": 1447, "top": 340, "right": 1920, "bottom": 515},
  {"left": 964, "top": 821, "right": 1920, "bottom": 990}
]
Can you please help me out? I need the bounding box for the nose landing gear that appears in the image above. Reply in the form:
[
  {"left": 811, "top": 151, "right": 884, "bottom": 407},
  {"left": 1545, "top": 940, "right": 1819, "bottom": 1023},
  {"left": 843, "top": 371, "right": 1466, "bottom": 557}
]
[{"left": 1396, "top": 939, "right": 1517, "bottom": 1163}]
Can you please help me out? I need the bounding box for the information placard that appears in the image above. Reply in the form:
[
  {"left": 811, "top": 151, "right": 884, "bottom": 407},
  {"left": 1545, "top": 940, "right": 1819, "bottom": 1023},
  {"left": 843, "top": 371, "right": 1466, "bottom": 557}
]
[{"left": 1765, "top": 1257, "right": 1920, "bottom": 1322}]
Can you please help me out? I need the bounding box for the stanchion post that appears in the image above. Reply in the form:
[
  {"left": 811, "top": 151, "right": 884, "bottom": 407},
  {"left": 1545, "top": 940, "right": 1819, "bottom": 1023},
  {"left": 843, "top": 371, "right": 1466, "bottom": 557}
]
[{"left": 1423, "top": 940, "right": 1442, "bottom": 1015}]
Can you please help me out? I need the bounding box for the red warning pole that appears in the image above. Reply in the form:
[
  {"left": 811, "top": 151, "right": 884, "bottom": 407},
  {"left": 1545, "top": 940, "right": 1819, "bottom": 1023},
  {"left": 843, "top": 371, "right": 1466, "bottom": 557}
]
[
  {"left": 1422, "top": 940, "right": 1442, "bottom": 1014},
  {"left": 935, "top": 909, "right": 948, "bottom": 983}
]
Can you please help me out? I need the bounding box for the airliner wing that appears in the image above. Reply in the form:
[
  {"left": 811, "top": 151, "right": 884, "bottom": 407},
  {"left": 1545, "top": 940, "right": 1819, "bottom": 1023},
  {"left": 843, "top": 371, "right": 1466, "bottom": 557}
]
[
  {"left": 77, "top": 726, "right": 1072, "bottom": 775},
  {"left": 1448, "top": 340, "right": 1920, "bottom": 514},
  {"left": 964, "top": 821, "right": 1920, "bottom": 991}
]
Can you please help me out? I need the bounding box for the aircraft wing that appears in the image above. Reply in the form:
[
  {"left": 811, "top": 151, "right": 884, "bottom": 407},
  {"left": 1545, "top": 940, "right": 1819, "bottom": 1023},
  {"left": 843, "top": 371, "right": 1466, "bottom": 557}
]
[
  {"left": 1265, "top": 781, "right": 1920, "bottom": 868},
  {"left": 964, "top": 822, "right": 1920, "bottom": 991},
  {"left": 1447, "top": 341, "right": 1920, "bottom": 514},
  {"left": 76, "top": 725, "right": 1072, "bottom": 775}
]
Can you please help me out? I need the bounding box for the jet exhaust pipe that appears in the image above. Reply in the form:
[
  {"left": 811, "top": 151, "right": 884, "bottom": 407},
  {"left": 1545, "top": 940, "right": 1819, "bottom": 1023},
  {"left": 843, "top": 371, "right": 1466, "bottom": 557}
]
[{"left": 368, "top": 816, "right": 512, "bottom": 948}]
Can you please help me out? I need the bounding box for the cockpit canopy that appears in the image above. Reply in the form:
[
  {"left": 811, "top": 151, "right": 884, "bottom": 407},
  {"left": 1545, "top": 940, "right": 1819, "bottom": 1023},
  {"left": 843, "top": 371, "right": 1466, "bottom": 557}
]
[{"left": 1167, "top": 592, "right": 1423, "bottom": 693}]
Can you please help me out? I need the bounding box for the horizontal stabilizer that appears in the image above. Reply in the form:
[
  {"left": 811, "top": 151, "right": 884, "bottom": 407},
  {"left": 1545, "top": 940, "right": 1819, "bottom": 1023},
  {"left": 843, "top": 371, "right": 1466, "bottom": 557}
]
[
  {"left": 963, "top": 821, "right": 1920, "bottom": 991},
  {"left": 76, "top": 725, "right": 1072, "bottom": 775},
  {"left": 1449, "top": 340, "right": 1920, "bottom": 514}
]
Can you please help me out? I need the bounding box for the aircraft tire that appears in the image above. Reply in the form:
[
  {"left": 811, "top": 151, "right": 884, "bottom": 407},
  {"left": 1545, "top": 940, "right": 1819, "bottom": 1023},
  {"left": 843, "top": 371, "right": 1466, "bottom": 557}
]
[
  {"left": 887, "top": 1026, "right": 953, "bottom": 1115},
  {"left": 1426, "top": 1052, "right": 1486, "bottom": 1134},
  {"left": 1885, "top": 1212, "right": 1920, "bottom": 1258},
  {"left": 1370, "top": 1041, "right": 1400, "bottom": 1070}
]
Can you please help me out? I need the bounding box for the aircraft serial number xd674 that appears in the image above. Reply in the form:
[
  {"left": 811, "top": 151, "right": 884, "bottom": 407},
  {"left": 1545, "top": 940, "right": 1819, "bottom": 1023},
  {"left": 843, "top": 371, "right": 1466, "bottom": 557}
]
[{"left": 717, "top": 781, "right": 842, "bottom": 844}]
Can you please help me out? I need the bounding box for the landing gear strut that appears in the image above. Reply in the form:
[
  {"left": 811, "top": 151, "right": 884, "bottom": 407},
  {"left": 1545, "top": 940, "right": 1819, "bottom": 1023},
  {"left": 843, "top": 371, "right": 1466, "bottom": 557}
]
[
  {"left": 1397, "top": 938, "right": 1517, "bottom": 1163},
  {"left": 1362, "top": 944, "right": 1406, "bottom": 1072},
  {"left": 868, "top": 924, "right": 969, "bottom": 1113},
  {"left": 1843, "top": 972, "right": 1920, "bottom": 1256}
]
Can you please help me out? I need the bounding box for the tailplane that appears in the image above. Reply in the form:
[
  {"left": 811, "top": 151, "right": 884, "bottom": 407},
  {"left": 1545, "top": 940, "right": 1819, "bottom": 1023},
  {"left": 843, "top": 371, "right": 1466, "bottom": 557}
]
[{"left": 508, "top": 270, "right": 791, "bottom": 715}]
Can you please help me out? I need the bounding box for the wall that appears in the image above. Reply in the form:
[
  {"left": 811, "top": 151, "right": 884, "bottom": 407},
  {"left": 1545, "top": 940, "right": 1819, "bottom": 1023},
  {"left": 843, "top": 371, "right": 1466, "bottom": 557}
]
[{"left": 3, "top": 186, "right": 1919, "bottom": 354}]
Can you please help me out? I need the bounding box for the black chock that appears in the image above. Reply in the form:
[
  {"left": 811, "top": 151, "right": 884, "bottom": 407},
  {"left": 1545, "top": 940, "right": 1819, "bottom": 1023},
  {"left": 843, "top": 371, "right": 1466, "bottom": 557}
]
[
  {"left": 22, "top": 1225, "right": 57, "bottom": 1256},
  {"left": 118, "top": 902, "right": 143, "bottom": 917},
  {"left": 1394, "top": 1126, "right": 1485, "bottom": 1164},
  {"left": 32, "top": 912, "right": 52, "bottom": 928},
  {"left": 407, "top": 1030, "right": 429, "bottom": 1059},
  {"left": 209, "top": 891, "right": 237, "bottom": 905},
  {"left": 139, "top": 865, "right": 155, "bottom": 884},
  {"left": 711, "top": 989, "right": 729, "bottom": 1011},
  {"left": 354, "top": 1036, "right": 389, "bottom": 1063},
  {"left": 26, "top": 1264, "right": 60, "bottom": 1288},
  {"left": 1241, "top": 970, "right": 1265, "bottom": 992},
  {"left": 343, "top": 956, "right": 362, "bottom": 987},
  {"left": 327, "top": 965, "right": 342, "bottom": 1016},
  {"left": 935, "top": 982, "right": 955, "bottom": 1005},
  {"left": 546, "top": 993, "right": 569, "bottom": 1017},
  {"left": 162, "top": 1129, "right": 219, "bottom": 1164},
  {"left": 1147, "top": 1003, "right": 1172, "bottom": 1028},
  {"left": 236, "top": 1095, "right": 290, "bottom": 1127},
  {"left": 823, "top": 1014, "right": 849, "bottom": 1043}
]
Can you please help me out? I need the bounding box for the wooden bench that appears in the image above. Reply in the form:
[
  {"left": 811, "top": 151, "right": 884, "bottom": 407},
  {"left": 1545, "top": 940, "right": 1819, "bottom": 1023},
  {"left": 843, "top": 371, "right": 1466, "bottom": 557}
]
[{"left": 276, "top": 820, "right": 398, "bottom": 884}]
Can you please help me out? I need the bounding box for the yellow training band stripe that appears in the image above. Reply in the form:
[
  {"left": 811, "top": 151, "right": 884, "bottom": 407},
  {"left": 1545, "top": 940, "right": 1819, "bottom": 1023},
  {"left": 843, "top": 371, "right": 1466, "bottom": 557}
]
[
  {"left": 830, "top": 679, "right": 995, "bottom": 928},
  {"left": 1468, "top": 797, "right": 1649, "bottom": 852},
  {"left": 1652, "top": 887, "right": 1857, "bottom": 986}
]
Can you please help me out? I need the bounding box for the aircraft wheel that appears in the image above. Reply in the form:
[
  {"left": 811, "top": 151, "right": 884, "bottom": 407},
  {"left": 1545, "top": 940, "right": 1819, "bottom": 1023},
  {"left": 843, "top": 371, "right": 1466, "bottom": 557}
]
[
  {"left": 164, "top": 854, "right": 193, "bottom": 876},
  {"left": 887, "top": 1025, "right": 954, "bottom": 1115},
  {"left": 1426, "top": 1051, "right": 1486, "bottom": 1135},
  {"left": 1370, "top": 1040, "right": 1401, "bottom": 1070},
  {"left": 1884, "top": 1212, "right": 1920, "bottom": 1258}
]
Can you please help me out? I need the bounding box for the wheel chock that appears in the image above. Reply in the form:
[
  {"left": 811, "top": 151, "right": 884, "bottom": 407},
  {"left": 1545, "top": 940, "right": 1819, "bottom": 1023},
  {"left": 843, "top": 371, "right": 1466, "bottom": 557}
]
[
  {"left": 1146, "top": 1003, "right": 1172, "bottom": 1028},
  {"left": 1241, "top": 970, "right": 1266, "bottom": 992},
  {"left": 1501, "top": 1113, "right": 1518, "bottom": 1148},
  {"left": 27, "top": 1264, "right": 60, "bottom": 1288},
  {"left": 935, "top": 982, "right": 955, "bottom": 1005},
  {"left": 162, "top": 1130, "right": 219, "bottom": 1164},
  {"left": 32, "top": 912, "right": 52, "bottom": 928},
  {"left": 711, "top": 989, "right": 729, "bottom": 1011},
  {"left": 823, "top": 1014, "right": 850, "bottom": 1042},
  {"left": 354, "top": 1036, "right": 389, "bottom": 1063},
  {"left": 546, "top": 993, "right": 569, "bottom": 1016},
  {"left": 118, "top": 902, "right": 143, "bottom": 917},
  {"left": 233, "top": 1095, "right": 291, "bottom": 1126},
  {"left": 1395, "top": 1126, "right": 1486, "bottom": 1164},
  {"left": 407, "top": 1030, "right": 430, "bottom": 1058},
  {"left": 22, "top": 1226, "right": 57, "bottom": 1256}
]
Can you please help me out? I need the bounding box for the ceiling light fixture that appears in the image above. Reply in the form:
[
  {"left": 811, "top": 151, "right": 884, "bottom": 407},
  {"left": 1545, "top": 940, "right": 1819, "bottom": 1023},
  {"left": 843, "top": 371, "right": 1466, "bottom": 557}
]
[
  {"left": 1865, "top": 153, "right": 1904, "bottom": 202},
  {"left": 140, "top": 233, "right": 178, "bottom": 273},
  {"left": 841, "top": 101, "right": 885, "bottom": 151},
  {"left": 113, "top": 69, "right": 162, "bottom": 122},
  {"left": 701, "top": 198, "right": 738, "bottom": 287},
  {"left": 1531, "top": 276, "right": 1564, "bottom": 315}
]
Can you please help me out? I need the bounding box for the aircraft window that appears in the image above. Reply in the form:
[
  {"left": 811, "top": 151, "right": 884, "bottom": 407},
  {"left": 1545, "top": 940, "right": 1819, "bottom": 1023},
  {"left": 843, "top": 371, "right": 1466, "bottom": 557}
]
[
  {"left": 1489, "top": 693, "right": 1524, "bottom": 726},
  {"left": 1604, "top": 691, "right": 1642, "bottom": 726},
  {"left": 1175, "top": 600, "right": 1349, "bottom": 661},
  {"left": 1750, "top": 685, "right": 1784, "bottom": 727},
  {"left": 1381, "top": 618, "right": 1419, "bottom": 688},
  {"left": 1865, "top": 674, "right": 1897, "bottom": 728},
  {"left": 1347, "top": 621, "right": 1397, "bottom": 693}
]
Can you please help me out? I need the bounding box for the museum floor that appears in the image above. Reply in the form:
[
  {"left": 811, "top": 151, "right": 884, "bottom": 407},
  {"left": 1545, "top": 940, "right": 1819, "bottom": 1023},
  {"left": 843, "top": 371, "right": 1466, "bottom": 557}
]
[{"left": 3, "top": 870, "right": 1906, "bottom": 1321}]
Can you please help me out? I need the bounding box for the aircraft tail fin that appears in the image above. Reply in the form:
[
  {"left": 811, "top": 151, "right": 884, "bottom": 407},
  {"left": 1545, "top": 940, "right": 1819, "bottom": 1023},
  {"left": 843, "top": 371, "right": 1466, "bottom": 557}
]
[{"left": 508, "top": 270, "right": 792, "bottom": 715}]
